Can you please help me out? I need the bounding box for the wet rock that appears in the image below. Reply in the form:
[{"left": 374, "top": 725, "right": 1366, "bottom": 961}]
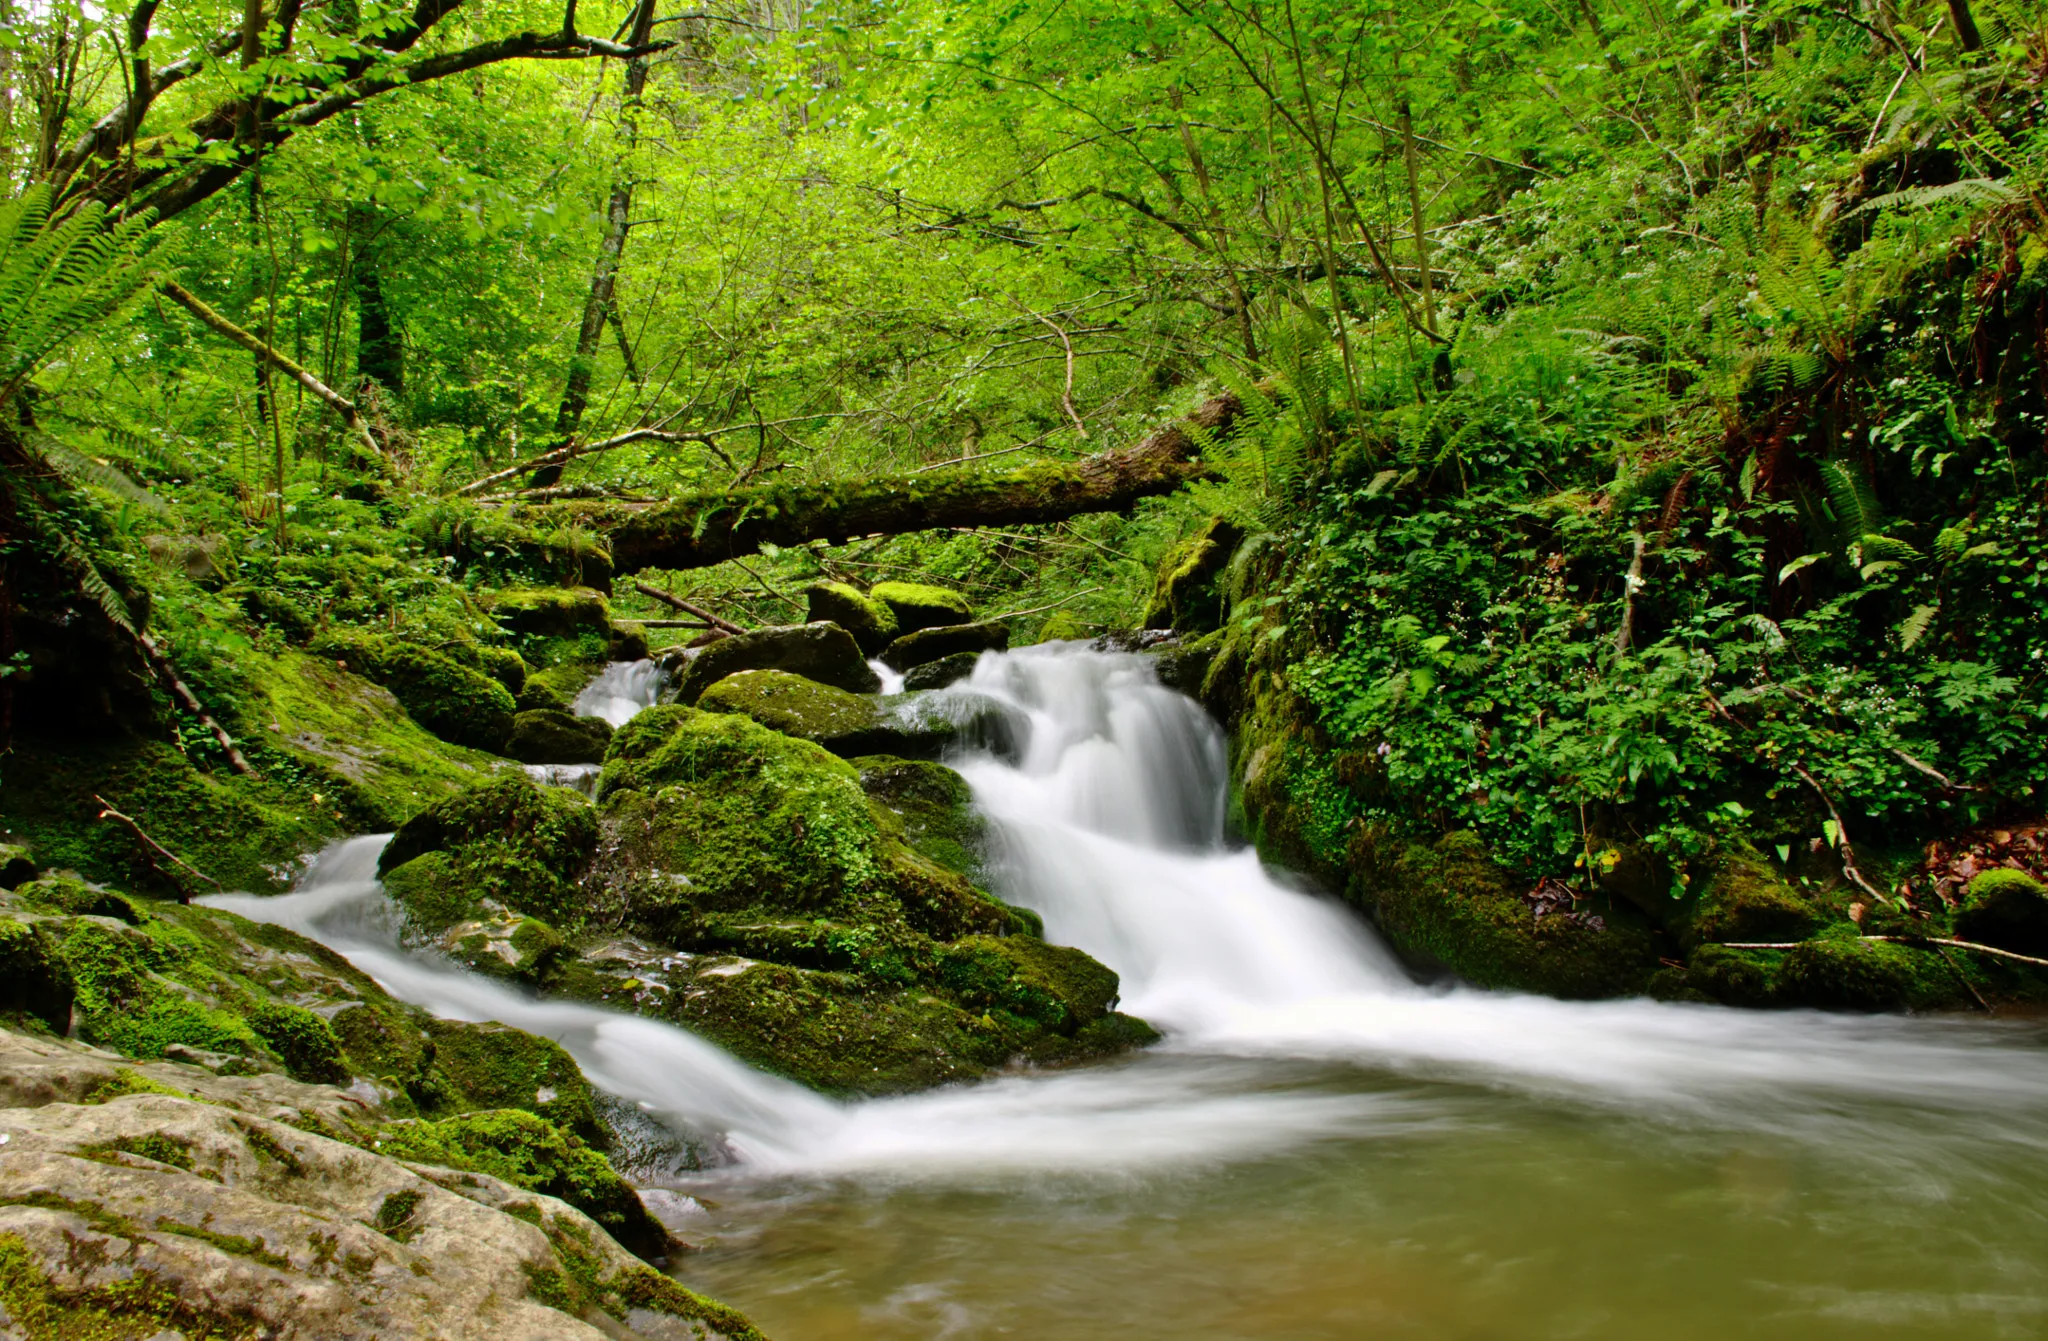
[
  {"left": 696, "top": 670, "right": 954, "bottom": 758},
  {"left": 1141, "top": 516, "right": 1244, "bottom": 633},
  {"left": 901, "top": 651, "right": 980, "bottom": 691},
  {"left": 437, "top": 912, "right": 571, "bottom": 986},
  {"left": 0, "top": 1028, "right": 764, "bottom": 1340},
  {"left": 804, "top": 581, "right": 899, "bottom": 655},
  {"left": 671, "top": 622, "right": 879, "bottom": 703},
  {"left": 1684, "top": 843, "right": 1824, "bottom": 949},
  {"left": 879, "top": 620, "right": 1010, "bottom": 673},
  {"left": 869, "top": 580, "right": 974, "bottom": 634},
  {"left": 379, "top": 774, "right": 599, "bottom": 934},
  {"left": 506, "top": 708, "right": 613, "bottom": 765},
  {"left": 1955, "top": 869, "right": 2048, "bottom": 957},
  {"left": 0, "top": 916, "right": 74, "bottom": 1033}
]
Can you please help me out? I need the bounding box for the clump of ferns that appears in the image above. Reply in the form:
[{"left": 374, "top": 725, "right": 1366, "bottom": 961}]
[{"left": 0, "top": 184, "right": 163, "bottom": 639}]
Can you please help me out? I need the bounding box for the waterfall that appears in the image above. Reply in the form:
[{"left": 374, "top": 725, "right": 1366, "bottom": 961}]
[
  {"left": 209, "top": 644, "right": 2048, "bottom": 1184},
  {"left": 572, "top": 658, "right": 666, "bottom": 728}
]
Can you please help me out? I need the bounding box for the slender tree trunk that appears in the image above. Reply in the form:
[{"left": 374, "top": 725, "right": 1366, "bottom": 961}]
[
  {"left": 1944, "top": 0, "right": 1983, "bottom": 50},
  {"left": 1397, "top": 98, "right": 1437, "bottom": 338},
  {"left": 552, "top": 0, "right": 658, "bottom": 450},
  {"left": 354, "top": 258, "right": 403, "bottom": 394}
]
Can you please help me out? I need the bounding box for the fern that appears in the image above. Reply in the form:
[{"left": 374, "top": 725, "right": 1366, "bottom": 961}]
[
  {"left": 0, "top": 185, "right": 157, "bottom": 409},
  {"left": 1899, "top": 603, "right": 1939, "bottom": 651},
  {"left": 1817, "top": 458, "right": 1883, "bottom": 539}
]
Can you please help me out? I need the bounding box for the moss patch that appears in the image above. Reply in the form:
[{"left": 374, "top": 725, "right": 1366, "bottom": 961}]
[
  {"left": 870, "top": 581, "right": 974, "bottom": 633},
  {"left": 805, "top": 581, "right": 899, "bottom": 655},
  {"left": 378, "top": 773, "right": 599, "bottom": 933},
  {"left": 308, "top": 630, "right": 517, "bottom": 755}
]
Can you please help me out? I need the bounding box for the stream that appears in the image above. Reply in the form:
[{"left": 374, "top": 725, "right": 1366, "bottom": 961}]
[{"left": 207, "top": 645, "right": 2048, "bottom": 1340}]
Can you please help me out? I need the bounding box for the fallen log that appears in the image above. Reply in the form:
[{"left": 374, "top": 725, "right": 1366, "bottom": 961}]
[{"left": 532, "top": 392, "right": 1242, "bottom": 576}]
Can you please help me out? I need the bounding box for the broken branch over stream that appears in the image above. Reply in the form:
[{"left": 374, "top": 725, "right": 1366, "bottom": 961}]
[{"left": 530, "top": 392, "right": 1243, "bottom": 576}]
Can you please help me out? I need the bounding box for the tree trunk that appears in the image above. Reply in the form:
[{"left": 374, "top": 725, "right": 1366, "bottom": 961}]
[
  {"left": 354, "top": 255, "right": 403, "bottom": 395},
  {"left": 544, "top": 392, "right": 1244, "bottom": 576}
]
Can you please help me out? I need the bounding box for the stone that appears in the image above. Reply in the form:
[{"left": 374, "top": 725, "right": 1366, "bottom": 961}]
[
  {"left": 308, "top": 630, "right": 517, "bottom": 755},
  {"left": 901, "top": 651, "right": 981, "bottom": 691},
  {"left": 879, "top": 620, "right": 1010, "bottom": 673},
  {"left": 1141, "top": 516, "right": 1245, "bottom": 633},
  {"left": 696, "top": 670, "right": 954, "bottom": 758},
  {"left": 490, "top": 587, "right": 612, "bottom": 638},
  {"left": 803, "top": 582, "right": 898, "bottom": 655},
  {"left": 0, "top": 917, "right": 73, "bottom": 1034},
  {"left": 869, "top": 581, "right": 974, "bottom": 635},
  {"left": 142, "top": 533, "right": 233, "bottom": 584},
  {"left": 1955, "top": 869, "right": 2048, "bottom": 957},
  {"left": 506, "top": 709, "right": 613, "bottom": 766},
  {"left": 671, "top": 622, "right": 880, "bottom": 703},
  {"left": 0, "top": 843, "right": 37, "bottom": 889}
]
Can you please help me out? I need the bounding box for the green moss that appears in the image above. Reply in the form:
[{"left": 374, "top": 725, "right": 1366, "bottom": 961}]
[
  {"left": 0, "top": 842, "right": 39, "bottom": 887},
  {"left": 878, "top": 620, "right": 1010, "bottom": 673},
  {"left": 80, "top": 1069, "right": 188, "bottom": 1104},
  {"left": 1683, "top": 943, "right": 1780, "bottom": 1007},
  {"left": 247, "top": 1002, "right": 350, "bottom": 1085},
  {"left": 1141, "top": 516, "right": 1244, "bottom": 633},
  {"left": 378, "top": 774, "right": 599, "bottom": 933},
  {"left": 673, "top": 622, "right": 881, "bottom": 703},
  {"left": 614, "top": 1266, "right": 769, "bottom": 1341},
  {"left": 1356, "top": 831, "right": 1661, "bottom": 999},
  {"left": 853, "top": 756, "right": 987, "bottom": 879},
  {"left": 1955, "top": 869, "right": 2048, "bottom": 956},
  {"left": 58, "top": 919, "right": 257, "bottom": 1060},
  {"left": 152, "top": 1219, "right": 291, "bottom": 1270},
  {"left": 79, "top": 1132, "right": 196, "bottom": 1171},
  {"left": 490, "top": 587, "right": 612, "bottom": 638},
  {"left": 371, "top": 1188, "right": 425, "bottom": 1242},
  {"left": 1774, "top": 936, "right": 1948, "bottom": 1012},
  {"left": 0, "top": 1229, "right": 259, "bottom": 1341},
  {"left": 937, "top": 935, "right": 1118, "bottom": 1034},
  {"left": 309, "top": 630, "right": 517, "bottom": 754},
  {"left": 376, "top": 1110, "right": 668, "bottom": 1261},
  {"left": 420, "top": 1019, "right": 604, "bottom": 1142},
  {"left": 805, "top": 581, "right": 900, "bottom": 655},
  {"left": 0, "top": 915, "right": 76, "bottom": 1033},
  {"left": 869, "top": 581, "right": 974, "bottom": 633},
  {"left": 1686, "top": 844, "right": 1826, "bottom": 948},
  {"left": 1033, "top": 610, "right": 1091, "bottom": 643},
  {"left": 505, "top": 708, "right": 612, "bottom": 765},
  {"left": 514, "top": 679, "right": 570, "bottom": 712}
]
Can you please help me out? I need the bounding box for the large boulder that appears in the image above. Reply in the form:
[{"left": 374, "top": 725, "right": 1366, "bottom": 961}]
[
  {"left": 506, "top": 708, "right": 613, "bottom": 765},
  {"left": 696, "top": 670, "right": 955, "bottom": 758},
  {"left": 1682, "top": 843, "right": 1824, "bottom": 949},
  {"left": 804, "top": 581, "right": 899, "bottom": 655},
  {"left": 869, "top": 581, "right": 973, "bottom": 634},
  {"left": 671, "top": 622, "right": 880, "bottom": 703},
  {"left": 309, "top": 630, "right": 517, "bottom": 755},
  {"left": 378, "top": 774, "right": 600, "bottom": 934},
  {"left": 0, "top": 1028, "right": 764, "bottom": 1340},
  {"left": 1955, "top": 869, "right": 2048, "bottom": 957},
  {"left": 879, "top": 620, "right": 1010, "bottom": 673},
  {"left": 490, "top": 586, "right": 612, "bottom": 639}
]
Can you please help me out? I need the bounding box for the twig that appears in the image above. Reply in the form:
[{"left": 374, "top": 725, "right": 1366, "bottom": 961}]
[
  {"left": 93, "top": 793, "right": 221, "bottom": 903},
  {"left": 909, "top": 438, "right": 1047, "bottom": 473},
  {"left": 137, "top": 633, "right": 254, "bottom": 776},
  {"left": 1031, "top": 310, "right": 1089, "bottom": 440},
  {"left": 631, "top": 582, "right": 746, "bottom": 635},
  {"left": 1721, "top": 937, "right": 2048, "bottom": 971},
  {"left": 636, "top": 619, "right": 713, "bottom": 629},
  {"left": 1891, "top": 748, "right": 1979, "bottom": 793},
  {"left": 988, "top": 587, "right": 1104, "bottom": 622},
  {"left": 161, "top": 279, "right": 380, "bottom": 462},
  {"left": 1790, "top": 762, "right": 1888, "bottom": 904},
  {"left": 457, "top": 422, "right": 713, "bottom": 498},
  {"left": 1612, "top": 530, "right": 1645, "bottom": 658},
  {"left": 728, "top": 557, "right": 802, "bottom": 613}
]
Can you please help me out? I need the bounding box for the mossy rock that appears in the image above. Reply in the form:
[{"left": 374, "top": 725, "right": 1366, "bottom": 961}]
[
  {"left": 672, "top": 622, "right": 881, "bottom": 703},
  {"left": 1033, "top": 610, "right": 1090, "bottom": 643},
  {"left": 1685, "top": 843, "right": 1825, "bottom": 949},
  {"left": 505, "top": 708, "right": 613, "bottom": 765},
  {"left": 247, "top": 1001, "right": 349, "bottom": 1084},
  {"left": 373, "top": 1109, "right": 670, "bottom": 1262},
  {"left": 439, "top": 914, "right": 571, "bottom": 986},
  {"left": 806, "top": 581, "right": 899, "bottom": 655},
  {"left": 1955, "top": 869, "right": 2048, "bottom": 957},
  {"left": 696, "top": 669, "right": 957, "bottom": 759},
  {"left": 379, "top": 774, "right": 600, "bottom": 933},
  {"left": 901, "top": 650, "right": 981, "bottom": 690},
  {"left": 441, "top": 642, "right": 528, "bottom": 696},
  {"left": 594, "top": 707, "right": 884, "bottom": 920},
  {"left": 514, "top": 679, "right": 570, "bottom": 713},
  {"left": 0, "top": 916, "right": 75, "bottom": 1033},
  {"left": 1773, "top": 936, "right": 1945, "bottom": 1012},
  {"left": 420, "top": 1018, "right": 605, "bottom": 1143},
  {"left": 870, "top": 581, "right": 974, "bottom": 634},
  {"left": 609, "top": 621, "right": 651, "bottom": 662},
  {"left": 1356, "top": 831, "right": 1661, "bottom": 999},
  {"left": 879, "top": 620, "right": 1010, "bottom": 673},
  {"left": 310, "top": 629, "right": 517, "bottom": 754},
  {"left": 1148, "top": 632, "right": 1219, "bottom": 693},
  {"left": 853, "top": 756, "right": 989, "bottom": 881},
  {"left": 937, "top": 934, "right": 1119, "bottom": 1034},
  {"left": 490, "top": 586, "right": 612, "bottom": 638},
  {"left": 1142, "top": 517, "right": 1245, "bottom": 633},
  {"left": 0, "top": 843, "right": 37, "bottom": 889}
]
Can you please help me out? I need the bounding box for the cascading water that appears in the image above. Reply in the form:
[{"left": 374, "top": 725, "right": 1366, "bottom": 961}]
[
  {"left": 211, "top": 643, "right": 2048, "bottom": 1337},
  {"left": 572, "top": 658, "right": 667, "bottom": 727}
]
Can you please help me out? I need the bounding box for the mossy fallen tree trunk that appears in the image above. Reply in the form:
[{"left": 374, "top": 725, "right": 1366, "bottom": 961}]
[{"left": 539, "top": 392, "right": 1242, "bottom": 575}]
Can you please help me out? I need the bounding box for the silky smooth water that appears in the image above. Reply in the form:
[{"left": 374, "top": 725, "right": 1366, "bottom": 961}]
[{"left": 208, "top": 645, "right": 2048, "bottom": 1340}]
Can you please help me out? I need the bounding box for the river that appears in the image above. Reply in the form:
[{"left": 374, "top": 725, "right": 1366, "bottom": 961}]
[{"left": 206, "top": 645, "right": 2048, "bottom": 1340}]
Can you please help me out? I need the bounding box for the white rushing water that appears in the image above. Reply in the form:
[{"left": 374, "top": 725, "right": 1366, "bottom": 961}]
[
  {"left": 209, "top": 643, "right": 2048, "bottom": 1183},
  {"left": 571, "top": 658, "right": 667, "bottom": 728}
]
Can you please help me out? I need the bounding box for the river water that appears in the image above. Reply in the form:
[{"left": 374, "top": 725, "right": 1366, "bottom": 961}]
[{"left": 208, "top": 645, "right": 2048, "bottom": 1340}]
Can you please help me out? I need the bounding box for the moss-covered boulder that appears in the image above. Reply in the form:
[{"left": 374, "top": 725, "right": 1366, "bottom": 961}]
[
  {"left": 1955, "top": 869, "right": 2048, "bottom": 956},
  {"left": 870, "top": 580, "right": 974, "bottom": 634},
  {"left": 310, "top": 629, "right": 517, "bottom": 754},
  {"left": 506, "top": 708, "right": 613, "bottom": 765},
  {"left": 378, "top": 774, "right": 600, "bottom": 933},
  {"left": 440, "top": 642, "right": 528, "bottom": 696},
  {"left": 902, "top": 650, "right": 982, "bottom": 690},
  {"left": 879, "top": 620, "right": 1010, "bottom": 673},
  {"left": 805, "top": 581, "right": 899, "bottom": 655},
  {"left": 565, "top": 706, "right": 1150, "bottom": 1092},
  {"left": 1684, "top": 843, "right": 1825, "bottom": 949},
  {"left": 1142, "top": 516, "right": 1245, "bottom": 633},
  {"left": 515, "top": 679, "right": 571, "bottom": 713},
  {"left": 672, "top": 621, "right": 880, "bottom": 703},
  {"left": 491, "top": 586, "right": 612, "bottom": 639},
  {"left": 0, "top": 916, "right": 74, "bottom": 1033},
  {"left": 0, "top": 843, "right": 39, "bottom": 889},
  {"left": 696, "top": 670, "right": 958, "bottom": 758},
  {"left": 436, "top": 912, "right": 572, "bottom": 986},
  {"left": 1355, "top": 831, "right": 1661, "bottom": 998}
]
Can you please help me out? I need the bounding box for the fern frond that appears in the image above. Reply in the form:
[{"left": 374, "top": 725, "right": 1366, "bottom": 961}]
[
  {"left": 1818, "top": 459, "right": 1884, "bottom": 538},
  {"left": 22, "top": 431, "right": 167, "bottom": 511},
  {"left": 9, "top": 490, "right": 138, "bottom": 636},
  {"left": 1899, "top": 603, "right": 1939, "bottom": 650}
]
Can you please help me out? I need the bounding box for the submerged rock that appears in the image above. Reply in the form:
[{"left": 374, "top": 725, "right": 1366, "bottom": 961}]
[
  {"left": 804, "top": 581, "right": 899, "bottom": 655},
  {"left": 869, "top": 580, "right": 974, "bottom": 634},
  {"left": 671, "top": 622, "right": 880, "bottom": 703},
  {"left": 879, "top": 620, "right": 1010, "bottom": 672}
]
